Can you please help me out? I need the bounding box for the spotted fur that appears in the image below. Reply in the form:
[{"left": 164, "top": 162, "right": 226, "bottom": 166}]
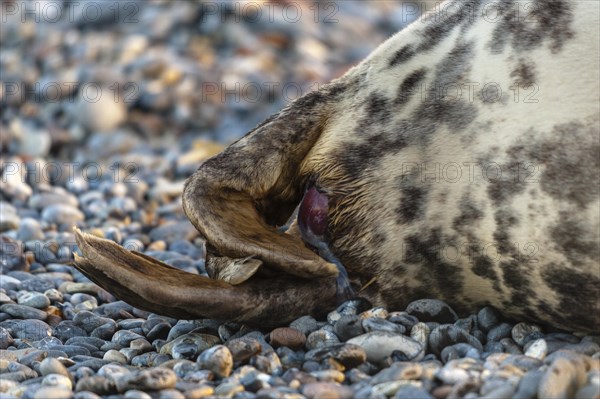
[{"left": 75, "top": 0, "right": 599, "bottom": 331}]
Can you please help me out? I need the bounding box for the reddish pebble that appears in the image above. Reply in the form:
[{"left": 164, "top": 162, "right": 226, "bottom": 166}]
[{"left": 269, "top": 327, "right": 307, "bottom": 350}]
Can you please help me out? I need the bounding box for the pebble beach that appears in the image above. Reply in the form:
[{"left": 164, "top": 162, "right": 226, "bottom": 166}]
[{"left": 1, "top": 1, "right": 599, "bottom": 398}]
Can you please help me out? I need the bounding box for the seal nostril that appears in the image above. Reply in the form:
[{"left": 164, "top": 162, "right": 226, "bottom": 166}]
[{"left": 298, "top": 186, "right": 329, "bottom": 239}]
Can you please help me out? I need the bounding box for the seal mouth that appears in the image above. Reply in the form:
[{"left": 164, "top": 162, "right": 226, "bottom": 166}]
[{"left": 298, "top": 185, "right": 356, "bottom": 303}]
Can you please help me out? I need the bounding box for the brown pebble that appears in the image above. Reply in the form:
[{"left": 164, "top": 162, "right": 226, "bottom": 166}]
[
  {"left": 270, "top": 327, "right": 306, "bottom": 349},
  {"left": 302, "top": 382, "right": 353, "bottom": 399},
  {"left": 539, "top": 358, "right": 578, "bottom": 399},
  {"left": 432, "top": 385, "right": 453, "bottom": 399},
  {"left": 225, "top": 338, "right": 261, "bottom": 363}
]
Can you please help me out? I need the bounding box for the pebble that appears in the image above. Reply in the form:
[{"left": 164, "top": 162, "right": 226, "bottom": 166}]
[
  {"left": 429, "top": 325, "right": 483, "bottom": 356},
  {"left": 525, "top": 338, "right": 548, "bottom": 360},
  {"left": 348, "top": 331, "right": 424, "bottom": 363},
  {"left": 17, "top": 291, "right": 51, "bottom": 309},
  {"left": 1, "top": 304, "right": 48, "bottom": 320},
  {"left": 290, "top": 316, "right": 319, "bottom": 336},
  {"left": 269, "top": 327, "right": 306, "bottom": 350},
  {"left": 302, "top": 382, "right": 353, "bottom": 399},
  {"left": 305, "top": 343, "right": 367, "bottom": 368},
  {"left": 41, "top": 204, "right": 85, "bottom": 227},
  {"left": 306, "top": 330, "right": 340, "bottom": 350},
  {"left": 512, "top": 322, "right": 543, "bottom": 346},
  {"left": 160, "top": 333, "right": 220, "bottom": 358},
  {"left": 197, "top": 345, "right": 233, "bottom": 378},
  {"left": 39, "top": 358, "right": 71, "bottom": 378}
]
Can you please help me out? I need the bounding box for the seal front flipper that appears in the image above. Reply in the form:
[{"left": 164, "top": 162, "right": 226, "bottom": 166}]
[
  {"left": 182, "top": 82, "right": 348, "bottom": 279},
  {"left": 73, "top": 228, "right": 339, "bottom": 326},
  {"left": 206, "top": 255, "right": 262, "bottom": 285}
]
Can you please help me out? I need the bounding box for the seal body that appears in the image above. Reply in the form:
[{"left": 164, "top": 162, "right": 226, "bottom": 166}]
[
  {"left": 75, "top": 0, "right": 600, "bottom": 331},
  {"left": 297, "top": 0, "right": 600, "bottom": 330}
]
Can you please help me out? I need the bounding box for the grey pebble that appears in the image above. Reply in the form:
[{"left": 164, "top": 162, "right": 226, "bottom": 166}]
[
  {"left": 41, "top": 204, "right": 84, "bottom": 226},
  {"left": 114, "top": 368, "right": 177, "bottom": 392},
  {"left": 362, "top": 317, "right": 406, "bottom": 335},
  {"left": 428, "top": 324, "right": 483, "bottom": 356},
  {"left": 17, "top": 218, "right": 45, "bottom": 241},
  {"left": 0, "top": 303, "right": 47, "bottom": 320},
  {"left": 305, "top": 343, "right": 367, "bottom": 369},
  {"left": 0, "top": 326, "right": 15, "bottom": 349},
  {"left": 333, "top": 315, "right": 364, "bottom": 341},
  {"left": 348, "top": 331, "right": 423, "bottom": 364},
  {"left": 111, "top": 330, "right": 144, "bottom": 347},
  {"left": 13, "top": 319, "right": 52, "bottom": 340},
  {"left": 487, "top": 322, "right": 513, "bottom": 342},
  {"left": 477, "top": 306, "right": 501, "bottom": 332},
  {"left": 394, "top": 385, "right": 434, "bottom": 399},
  {"left": 306, "top": 330, "right": 340, "bottom": 350}
]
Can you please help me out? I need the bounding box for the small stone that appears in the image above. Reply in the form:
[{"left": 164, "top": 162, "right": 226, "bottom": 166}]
[
  {"left": 183, "top": 385, "right": 214, "bottom": 399},
  {"left": 371, "top": 362, "right": 423, "bottom": 384},
  {"left": 290, "top": 316, "right": 319, "bottom": 336},
  {"left": 429, "top": 325, "right": 483, "bottom": 356},
  {"left": 477, "top": 306, "right": 501, "bottom": 332},
  {"left": 21, "top": 278, "right": 55, "bottom": 293},
  {"left": 538, "top": 358, "right": 579, "bottom": 399},
  {"left": 103, "top": 350, "right": 127, "bottom": 364},
  {"left": 359, "top": 307, "right": 389, "bottom": 319},
  {"left": 197, "top": 345, "right": 233, "bottom": 378},
  {"left": 160, "top": 333, "right": 220, "bottom": 358},
  {"left": 225, "top": 337, "right": 262, "bottom": 363},
  {"left": 42, "top": 373, "right": 73, "bottom": 390},
  {"left": 525, "top": 338, "right": 548, "bottom": 360},
  {"left": 148, "top": 221, "right": 198, "bottom": 243},
  {"left": 13, "top": 319, "right": 52, "bottom": 340},
  {"left": 406, "top": 299, "right": 458, "bottom": 324},
  {"left": 112, "top": 330, "right": 144, "bottom": 347},
  {"left": 348, "top": 331, "right": 424, "bottom": 363},
  {"left": 213, "top": 381, "right": 244, "bottom": 397},
  {"left": 0, "top": 303, "right": 47, "bottom": 320},
  {"left": 17, "top": 292, "right": 51, "bottom": 309},
  {"left": 487, "top": 323, "right": 513, "bottom": 342},
  {"left": 394, "top": 385, "right": 434, "bottom": 399},
  {"left": 75, "top": 88, "right": 127, "bottom": 132},
  {"left": 44, "top": 289, "right": 64, "bottom": 303},
  {"left": 0, "top": 326, "right": 15, "bottom": 349},
  {"left": 269, "top": 327, "right": 306, "bottom": 350},
  {"left": 73, "top": 311, "right": 114, "bottom": 334},
  {"left": 171, "top": 342, "right": 199, "bottom": 360},
  {"left": 333, "top": 315, "right": 365, "bottom": 341},
  {"left": 0, "top": 205, "right": 20, "bottom": 232},
  {"left": 123, "top": 390, "right": 151, "bottom": 399},
  {"left": 114, "top": 368, "right": 177, "bottom": 392},
  {"left": 16, "top": 219, "right": 43, "bottom": 244},
  {"left": 39, "top": 358, "right": 70, "bottom": 378},
  {"left": 512, "top": 322, "right": 542, "bottom": 346},
  {"left": 33, "top": 386, "right": 73, "bottom": 399},
  {"left": 302, "top": 382, "right": 353, "bottom": 399},
  {"left": 41, "top": 204, "right": 84, "bottom": 227},
  {"left": 306, "top": 330, "right": 340, "bottom": 350},
  {"left": 410, "top": 323, "right": 430, "bottom": 352},
  {"left": 75, "top": 376, "right": 116, "bottom": 395},
  {"left": 362, "top": 317, "right": 405, "bottom": 334},
  {"left": 305, "top": 343, "right": 367, "bottom": 368},
  {"left": 514, "top": 369, "right": 544, "bottom": 399}
]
